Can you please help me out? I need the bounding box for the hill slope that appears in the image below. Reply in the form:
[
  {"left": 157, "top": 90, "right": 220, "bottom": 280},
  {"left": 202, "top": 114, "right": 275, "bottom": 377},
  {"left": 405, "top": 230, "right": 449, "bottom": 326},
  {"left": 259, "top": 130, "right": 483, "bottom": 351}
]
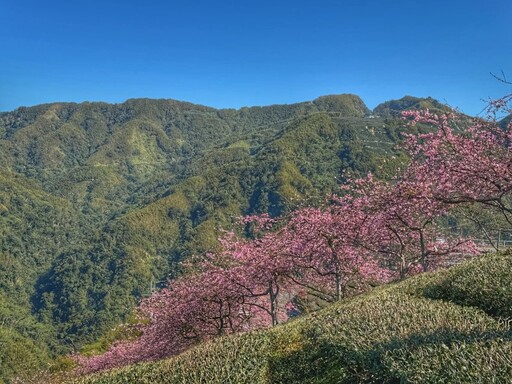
[
  {"left": 0, "top": 94, "right": 445, "bottom": 380},
  {"left": 0, "top": 95, "right": 407, "bottom": 336},
  {"left": 69, "top": 251, "right": 512, "bottom": 384}
]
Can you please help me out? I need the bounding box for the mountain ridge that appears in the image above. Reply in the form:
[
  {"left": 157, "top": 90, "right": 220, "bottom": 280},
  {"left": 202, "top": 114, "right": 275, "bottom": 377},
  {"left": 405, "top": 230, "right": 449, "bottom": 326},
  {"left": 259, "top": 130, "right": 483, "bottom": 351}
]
[{"left": 2, "top": 93, "right": 456, "bottom": 119}]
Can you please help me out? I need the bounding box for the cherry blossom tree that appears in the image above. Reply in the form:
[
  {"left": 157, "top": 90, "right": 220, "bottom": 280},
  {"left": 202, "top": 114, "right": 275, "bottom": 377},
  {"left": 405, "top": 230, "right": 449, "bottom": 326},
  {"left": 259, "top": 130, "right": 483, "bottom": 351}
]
[
  {"left": 284, "top": 204, "right": 390, "bottom": 301},
  {"left": 347, "top": 174, "right": 478, "bottom": 278},
  {"left": 219, "top": 220, "right": 298, "bottom": 327},
  {"left": 402, "top": 101, "right": 512, "bottom": 226},
  {"left": 74, "top": 266, "right": 252, "bottom": 373}
]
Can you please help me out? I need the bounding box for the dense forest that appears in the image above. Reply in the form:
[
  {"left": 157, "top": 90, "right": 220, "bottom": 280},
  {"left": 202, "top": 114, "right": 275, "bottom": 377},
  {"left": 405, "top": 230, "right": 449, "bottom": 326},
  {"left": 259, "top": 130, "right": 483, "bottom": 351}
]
[{"left": 0, "top": 94, "right": 483, "bottom": 380}]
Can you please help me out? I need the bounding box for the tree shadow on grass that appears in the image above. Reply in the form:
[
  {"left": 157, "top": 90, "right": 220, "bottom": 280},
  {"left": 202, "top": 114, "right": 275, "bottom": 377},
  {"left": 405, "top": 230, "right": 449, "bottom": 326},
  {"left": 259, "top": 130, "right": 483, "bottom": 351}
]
[{"left": 267, "top": 327, "right": 512, "bottom": 384}]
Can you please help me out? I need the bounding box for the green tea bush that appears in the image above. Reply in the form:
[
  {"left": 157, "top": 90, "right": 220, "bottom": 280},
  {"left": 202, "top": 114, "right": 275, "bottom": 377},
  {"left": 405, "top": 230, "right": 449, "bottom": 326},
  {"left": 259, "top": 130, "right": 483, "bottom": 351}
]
[
  {"left": 417, "top": 251, "right": 512, "bottom": 318},
  {"left": 68, "top": 253, "right": 512, "bottom": 383}
]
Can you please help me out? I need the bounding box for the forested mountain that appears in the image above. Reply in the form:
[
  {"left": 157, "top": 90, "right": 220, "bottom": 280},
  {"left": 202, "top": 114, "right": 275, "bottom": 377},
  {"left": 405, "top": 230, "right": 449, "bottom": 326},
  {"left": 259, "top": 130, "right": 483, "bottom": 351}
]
[
  {"left": 373, "top": 95, "right": 453, "bottom": 117},
  {"left": 0, "top": 94, "right": 447, "bottom": 380}
]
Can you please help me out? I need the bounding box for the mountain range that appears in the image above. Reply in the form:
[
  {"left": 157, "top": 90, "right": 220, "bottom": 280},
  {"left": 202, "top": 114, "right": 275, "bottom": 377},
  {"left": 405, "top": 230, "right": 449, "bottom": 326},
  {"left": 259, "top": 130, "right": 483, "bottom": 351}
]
[{"left": 0, "top": 94, "right": 471, "bottom": 379}]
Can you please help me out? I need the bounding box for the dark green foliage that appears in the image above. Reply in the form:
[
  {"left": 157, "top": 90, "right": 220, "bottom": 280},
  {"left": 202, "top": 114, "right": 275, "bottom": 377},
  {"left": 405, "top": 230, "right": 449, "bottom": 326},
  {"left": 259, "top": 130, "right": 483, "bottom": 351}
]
[
  {"left": 373, "top": 96, "right": 453, "bottom": 118},
  {"left": 416, "top": 250, "right": 512, "bottom": 318},
  {"left": 0, "top": 294, "right": 54, "bottom": 383},
  {"left": 0, "top": 171, "right": 86, "bottom": 303},
  {"left": 313, "top": 94, "right": 371, "bottom": 117}
]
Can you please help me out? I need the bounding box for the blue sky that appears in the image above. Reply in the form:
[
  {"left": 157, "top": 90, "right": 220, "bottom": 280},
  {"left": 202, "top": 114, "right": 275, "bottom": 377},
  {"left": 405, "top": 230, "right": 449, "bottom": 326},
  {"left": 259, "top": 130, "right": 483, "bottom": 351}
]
[{"left": 1, "top": 0, "right": 510, "bottom": 115}]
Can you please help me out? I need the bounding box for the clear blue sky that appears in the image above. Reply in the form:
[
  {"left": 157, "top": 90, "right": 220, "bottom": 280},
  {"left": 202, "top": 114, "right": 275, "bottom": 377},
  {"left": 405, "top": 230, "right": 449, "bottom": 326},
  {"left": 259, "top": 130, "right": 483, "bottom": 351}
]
[{"left": 1, "top": 0, "right": 510, "bottom": 115}]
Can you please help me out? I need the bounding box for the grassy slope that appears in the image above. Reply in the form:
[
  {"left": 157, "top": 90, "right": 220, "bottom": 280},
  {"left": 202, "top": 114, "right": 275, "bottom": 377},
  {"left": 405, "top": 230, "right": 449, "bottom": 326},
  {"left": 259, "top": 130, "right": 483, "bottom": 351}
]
[
  {"left": 0, "top": 95, "right": 457, "bottom": 381},
  {"left": 0, "top": 99, "right": 375, "bottom": 310},
  {"left": 0, "top": 95, "right": 403, "bottom": 363},
  {"left": 70, "top": 251, "right": 512, "bottom": 384}
]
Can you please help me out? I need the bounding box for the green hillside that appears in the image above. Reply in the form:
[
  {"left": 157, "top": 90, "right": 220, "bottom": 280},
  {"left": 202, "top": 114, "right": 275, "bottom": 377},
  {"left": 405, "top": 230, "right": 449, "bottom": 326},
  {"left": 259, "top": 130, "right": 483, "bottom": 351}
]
[
  {"left": 67, "top": 251, "right": 512, "bottom": 384},
  {"left": 373, "top": 95, "right": 454, "bottom": 118},
  {"left": 32, "top": 108, "right": 406, "bottom": 349},
  {"left": 0, "top": 94, "right": 440, "bottom": 380},
  {"left": 0, "top": 170, "right": 87, "bottom": 304},
  {"left": 0, "top": 293, "right": 54, "bottom": 383}
]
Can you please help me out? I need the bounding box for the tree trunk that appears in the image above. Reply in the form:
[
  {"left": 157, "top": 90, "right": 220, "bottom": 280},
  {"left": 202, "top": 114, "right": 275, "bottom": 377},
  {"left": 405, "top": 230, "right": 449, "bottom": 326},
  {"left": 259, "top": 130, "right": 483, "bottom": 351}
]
[
  {"left": 269, "top": 282, "right": 278, "bottom": 326},
  {"left": 420, "top": 231, "right": 427, "bottom": 272}
]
